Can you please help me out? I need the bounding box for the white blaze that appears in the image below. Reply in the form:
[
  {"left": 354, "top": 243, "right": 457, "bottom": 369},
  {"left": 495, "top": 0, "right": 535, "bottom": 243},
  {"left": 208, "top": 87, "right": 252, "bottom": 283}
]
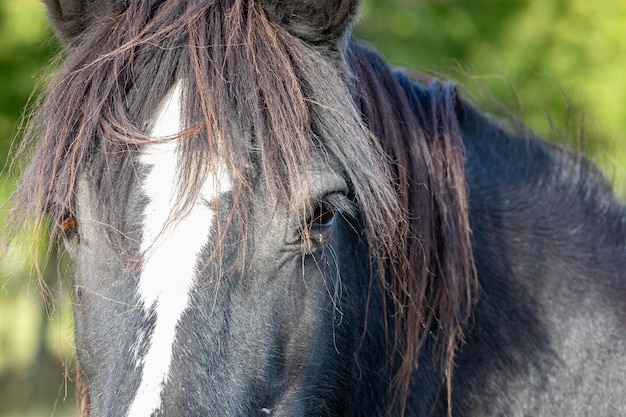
[{"left": 127, "top": 83, "right": 230, "bottom": 417}]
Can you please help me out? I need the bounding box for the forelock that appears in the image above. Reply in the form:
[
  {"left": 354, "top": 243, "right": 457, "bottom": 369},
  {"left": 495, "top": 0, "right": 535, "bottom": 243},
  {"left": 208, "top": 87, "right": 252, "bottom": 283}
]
[{"left": 11, "top": 0, "right": 400, "bottom": 260}]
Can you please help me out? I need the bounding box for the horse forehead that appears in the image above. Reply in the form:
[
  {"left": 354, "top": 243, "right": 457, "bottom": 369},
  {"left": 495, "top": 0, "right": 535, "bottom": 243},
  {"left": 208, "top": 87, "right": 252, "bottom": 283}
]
[{"left": 141, "top": 82, "right": 230, "bottom": 202}]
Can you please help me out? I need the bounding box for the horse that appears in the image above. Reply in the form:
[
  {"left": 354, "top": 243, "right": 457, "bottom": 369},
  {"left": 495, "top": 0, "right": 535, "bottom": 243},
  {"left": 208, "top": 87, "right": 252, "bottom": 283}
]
[{"left": 8, "top": 0, "right": 625, "bottom": 416}]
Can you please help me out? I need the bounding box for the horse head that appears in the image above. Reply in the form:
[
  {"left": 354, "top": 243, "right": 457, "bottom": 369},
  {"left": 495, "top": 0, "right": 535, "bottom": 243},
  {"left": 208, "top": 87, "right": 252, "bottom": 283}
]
[{"left": 13, "top": 0, "right": 476, "bottom": 415}]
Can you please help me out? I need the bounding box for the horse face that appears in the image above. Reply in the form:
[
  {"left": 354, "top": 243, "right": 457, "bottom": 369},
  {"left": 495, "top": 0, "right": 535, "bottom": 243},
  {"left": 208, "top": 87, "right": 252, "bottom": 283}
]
[
  {"left": 36, "top": 1, "right": 400, "bottom": 415},
  {"left": 64, "top": 87, "right": 370, "bottom": 417}
]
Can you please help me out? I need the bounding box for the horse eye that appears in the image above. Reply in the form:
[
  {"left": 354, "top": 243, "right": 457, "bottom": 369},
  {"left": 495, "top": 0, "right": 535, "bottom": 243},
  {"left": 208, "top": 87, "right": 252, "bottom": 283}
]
[
  {"left": 310, "top": 202, "right": 336, "bottom": 227},
  {"left": 58, "top": 211, "right": 78, "bottom": 233}
]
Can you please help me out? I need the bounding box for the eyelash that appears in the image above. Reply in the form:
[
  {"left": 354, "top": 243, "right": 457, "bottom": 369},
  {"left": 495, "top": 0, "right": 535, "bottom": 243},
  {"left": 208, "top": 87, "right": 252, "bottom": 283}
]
[{"left": 300, "top": 193, "right": 354, "bottom": 246}]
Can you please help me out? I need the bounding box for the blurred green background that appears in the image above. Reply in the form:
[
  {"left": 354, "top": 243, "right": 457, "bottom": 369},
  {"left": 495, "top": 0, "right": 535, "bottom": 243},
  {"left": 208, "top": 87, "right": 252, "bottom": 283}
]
[{"left": 1, "top": 0, "right": 624, "bottom": 416}]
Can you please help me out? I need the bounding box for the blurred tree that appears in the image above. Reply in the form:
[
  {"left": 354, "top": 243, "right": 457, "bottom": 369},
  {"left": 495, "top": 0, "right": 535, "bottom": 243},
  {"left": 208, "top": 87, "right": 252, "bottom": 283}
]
[{"left": 0, "top": 1, "right": 624, "bottom": 416}]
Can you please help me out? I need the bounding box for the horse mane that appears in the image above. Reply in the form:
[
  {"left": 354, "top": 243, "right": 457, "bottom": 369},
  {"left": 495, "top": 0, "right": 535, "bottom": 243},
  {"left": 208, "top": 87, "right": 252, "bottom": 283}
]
[
  {"left": 9, "top": 1, "right": 476, "bottom": 415},
  {"left": 348, "top": 42, "right": 477, "bottom": 414}
]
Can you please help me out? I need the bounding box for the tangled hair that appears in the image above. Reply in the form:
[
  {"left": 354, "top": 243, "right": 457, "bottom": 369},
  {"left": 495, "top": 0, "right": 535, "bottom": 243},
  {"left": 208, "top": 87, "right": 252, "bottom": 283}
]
[
  {"left": 348, "top": 43, "right": 476, "bottom": 414},
  {"left": 9, "top": 0, "right": 476, "bottom": 415}
]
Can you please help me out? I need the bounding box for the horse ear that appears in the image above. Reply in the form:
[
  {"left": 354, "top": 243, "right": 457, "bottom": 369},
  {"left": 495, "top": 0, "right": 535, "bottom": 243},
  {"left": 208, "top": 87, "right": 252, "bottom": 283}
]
[
  {"left": 43, "top": 0, "right": 126, "bottom": 44},
  {"left": 261, "top": 0, "right": 360, "bottom": 46}
]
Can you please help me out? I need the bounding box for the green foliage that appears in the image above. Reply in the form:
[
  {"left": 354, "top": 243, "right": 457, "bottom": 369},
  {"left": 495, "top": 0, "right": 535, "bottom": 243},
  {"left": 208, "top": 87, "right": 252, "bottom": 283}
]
[
  {"left": 355, "top": 0, "right": 626, "bottom": 195},
  {"left": 0, "top": 1, "right": 73, "bottom": 416},
  {"left": 0, "top": 1, "right": 624, "bottom": 416},
  {"left": 0, "top": 0, "right": 59, "bottom": 167}
]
